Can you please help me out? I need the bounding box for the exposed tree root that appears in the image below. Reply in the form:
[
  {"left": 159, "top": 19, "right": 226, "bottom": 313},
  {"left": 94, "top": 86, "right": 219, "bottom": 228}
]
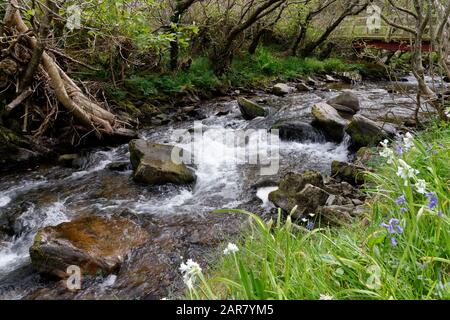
[{"left": 1, "top": 0, "right": 135, "bottom": 141}]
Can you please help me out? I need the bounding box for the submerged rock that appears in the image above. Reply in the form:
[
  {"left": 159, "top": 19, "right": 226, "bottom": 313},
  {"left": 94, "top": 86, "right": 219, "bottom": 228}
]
[
  {"left": 271, "top": 121, "right": 324, "bottom": 143},
  {"left": 272, "top": 83, "right": 295, "bottom": 96},
  {"left": 29, "top": 215, "right": 150, "bottom": 278},
  {"left": 327, "top": 91, "right": 360, "bottom": 115},
  {"left": 311, "top": 102, "right": 349, "bottom": 142},
  {"left": 237, "top": 97, "right": 267, "bottom": 120},
  {"left": 129, "top": 139, "right": 195, "bottom": 185},
  {"left": 107, "top": 161, "right": 131, "bottom": 172},
  {"left": 345, "top": 114, "right": 396, "bottom": 148}
]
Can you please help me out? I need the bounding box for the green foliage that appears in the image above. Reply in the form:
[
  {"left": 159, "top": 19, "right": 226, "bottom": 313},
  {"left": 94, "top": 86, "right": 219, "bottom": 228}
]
[
  {"left": 228, "top": 47, "right": 362, "bottom": 87},
  {"left": 124, "top": 57, "right": 221, "bottom": 96},
  {"left": 101, "top": 46, "right": 363, "bottom": 99},
  {"left": 188, "top": 124, "right": 450, "bottom": 300}
]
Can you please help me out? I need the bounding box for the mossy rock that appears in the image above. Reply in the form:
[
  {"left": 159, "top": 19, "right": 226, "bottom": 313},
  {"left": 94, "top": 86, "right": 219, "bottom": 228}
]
[
  {"left": 345, "top": 114, "right": 395, "bottom": 149},
  {"left": 268, "top": 171, "right": 325, "bottom": 215},
  {"left": 331, "top": 160, "right": 365, "bottom": 185},
  {"left": 311, "top": 102, "right": 349, "bottom": 142},
  {"left": 129, "top": 139, "right": 196, "bottom": 185},
  {"left": 237, "top": 97, "right": 267, "bottom": 120}
]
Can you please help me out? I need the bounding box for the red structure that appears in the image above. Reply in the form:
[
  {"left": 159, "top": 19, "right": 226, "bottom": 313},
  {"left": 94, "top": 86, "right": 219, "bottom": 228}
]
[{"left": 353, "top": 40, "right": 433, "bottom": 52}]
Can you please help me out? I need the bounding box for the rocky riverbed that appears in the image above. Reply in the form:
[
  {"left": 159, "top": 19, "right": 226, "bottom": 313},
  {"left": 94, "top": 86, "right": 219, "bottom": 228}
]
[{"left": 0, "top": 75, "right": 442, "bottom": 300}]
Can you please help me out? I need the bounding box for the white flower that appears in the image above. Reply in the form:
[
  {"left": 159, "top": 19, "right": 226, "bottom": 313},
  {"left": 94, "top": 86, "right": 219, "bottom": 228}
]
[
  {"left": 415, "top": 179, "right": 427, "bottom": 194},
  {"left": 223, "top": 242, "right": 239, "bottom": 255},
  {"left": 397, "top": 159, "right": 419, "bottom": 186},
  {"left": 319, "top": 294, "right": 334, "bottom": 300},
  {"left": 380, "top": 147, "right": 395, "bottom": 164},
  {"left": 380, "top": 139, "right": 389, "bottom": 148},
  {"left": 403, "top": 132, "right": 415, "bottom": 151},
  {"left": 180, "top": 259, "right": 202, "bottom": 289},
  {"left": 379, "top": 139, "right": 395, "bottom": 164}
]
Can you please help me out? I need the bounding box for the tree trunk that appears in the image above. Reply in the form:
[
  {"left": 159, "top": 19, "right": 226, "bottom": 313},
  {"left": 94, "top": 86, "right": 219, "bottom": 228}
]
[{"left": 248, "top": 29, "right": 267, "bottom": 55}]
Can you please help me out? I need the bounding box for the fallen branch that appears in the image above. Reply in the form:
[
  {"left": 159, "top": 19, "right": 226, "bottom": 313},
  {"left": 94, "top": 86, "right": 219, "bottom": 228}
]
[{"left": 5, "top": 87, "right": 33, "bottom": 113}]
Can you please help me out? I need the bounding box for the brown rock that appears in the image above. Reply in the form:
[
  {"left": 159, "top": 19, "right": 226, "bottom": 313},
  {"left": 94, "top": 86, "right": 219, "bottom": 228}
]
[{"left": 30, "top": 215, "right": 150, "bottom": 278}]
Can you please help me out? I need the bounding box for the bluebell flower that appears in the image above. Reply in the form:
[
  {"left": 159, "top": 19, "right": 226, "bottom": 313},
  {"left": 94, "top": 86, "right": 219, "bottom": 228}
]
[
  {"left": 306, "top": 221, "right": 315, "bottom": 230},
  {"left": 390, "top": 237, "right": 398, "bottom": 246},
  {"left": 381, "top": 218, "right": 404, "bottom": 246},
  {"left": 395, "top": 145, "right": 404, "bottom": 155},
  {"left": 426, "top": 192, "right": 438, "bottom": 210},
  {"left": 400, "top": 207, "right": 407, "bottom": 213},
  {"left": 437, "top": 211, "right": 444, "bottom": 217},
  {"left": 395, "top": 195, "right": 406, "bottom": 205}
]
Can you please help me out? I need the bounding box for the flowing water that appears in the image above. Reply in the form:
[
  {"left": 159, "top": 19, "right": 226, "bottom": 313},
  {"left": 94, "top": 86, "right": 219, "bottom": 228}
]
[{"left": 0, "top": 79, "right": 429, "bottom": 299}]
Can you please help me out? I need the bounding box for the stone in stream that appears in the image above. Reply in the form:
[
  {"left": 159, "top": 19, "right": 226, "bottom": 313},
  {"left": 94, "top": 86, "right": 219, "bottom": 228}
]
[
  {"left": 268, "top": 171, "right": 366, "bottom": 220},
  {"left": 311, "top": 102, "right": 349, "bottom": 142},
  {"left": 337, "top": 71, "right": 363, "bottom": 84},
  {"left": 296, "top": 82, "right": 314, "bottom": 92},
  {"left": 268, "top": 171, "right": 326, "bottom": 217},
  {"left": 271, "top": 121, "right": 324, "bottom": 143},
  {"left": 57, "top": 154, "right": 81, "bottom": 168},
  {"left": 237, "top": 97, "right": 267, "bottom": 120},
  {"left": 129, "top": 139, "right": 196, "bottom": 185},
  {"left": 272, "top": 83, "right": 295, "bottom": 96},
  {"left": 107, "top": 161, "right": 131, "bottom": 172},
  {"left": 327, "top": 91, "right": 360, "bottom": 115},
  {"left": 29, "top": 215, "right": 150, "bottom": 278},
  {"left": 345, "top": 114, "right": 396, "bottom": 149},
  {"left": 331, "top": 160, "right": 366, "bottom": 186}
]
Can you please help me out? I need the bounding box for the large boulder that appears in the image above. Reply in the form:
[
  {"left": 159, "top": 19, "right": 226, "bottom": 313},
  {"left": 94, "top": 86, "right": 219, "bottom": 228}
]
[
  {"left": 29, "top": 215, "right": 150, "bottom": 278},
  {"left": 311, "top": 102, "right": 349, "bottom": 142},
  {"left": 237, "top": 97, "right": 267, "bottom": 120},
  {"left": 345, "top": 114, "right": 396, "bottom": 148},
  {"left": 129, "top": 139, "right": 195, "bottom": 185},
  {"left": 271, "top": 121, "right": 324, "bottom": 143},
  {"left": 272, "top": 83, "right": 295, "bottom": 96},
  {"left": 327, "top": 91, "right": 360, "bottom": 115}
]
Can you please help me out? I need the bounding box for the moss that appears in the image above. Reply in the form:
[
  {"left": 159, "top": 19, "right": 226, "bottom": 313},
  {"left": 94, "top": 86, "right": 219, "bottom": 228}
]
[{"left": 237, "top": 97, "right": 267, "bottom": 120}]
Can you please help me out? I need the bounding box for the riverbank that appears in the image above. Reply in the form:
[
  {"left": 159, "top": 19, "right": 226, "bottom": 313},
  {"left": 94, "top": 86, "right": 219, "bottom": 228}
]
[{"left": 189, "top": 123, "right": 450, "bottom": 300}]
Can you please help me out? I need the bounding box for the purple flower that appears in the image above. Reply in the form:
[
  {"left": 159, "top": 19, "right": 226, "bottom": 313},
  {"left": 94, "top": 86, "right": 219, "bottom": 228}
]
[
  {"left": 395, "top": 195, "right": 406, "bottom": 205},
  {"left": 438, "top": 211, "right": 444, "bottom": 217},
  {"left": 390, "top": 237, "right": 398, "bottom": 246},
  {"left": 426, "top": 192, "right": 438, "bottom": 210},
  {"left": 400, "top": 207, "right": 407, "bottom": 213},
  {"left": 381, "top": 218, "right": 404, "bottom": 246},
  {"left": 395, "top": 145, "right": 404, "bottom": 155},
  {"left": 306, "top": 221, "right": 315, "bottom": 230}
]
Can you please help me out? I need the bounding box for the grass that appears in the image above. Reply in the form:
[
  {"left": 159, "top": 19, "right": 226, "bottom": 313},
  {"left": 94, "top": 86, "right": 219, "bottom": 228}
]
[
  {"left": 183, "top": 123, "right": 450, "bottom": 300},
  {"left": 120, "top": 47, "right": 363, "bottom": 98}
]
